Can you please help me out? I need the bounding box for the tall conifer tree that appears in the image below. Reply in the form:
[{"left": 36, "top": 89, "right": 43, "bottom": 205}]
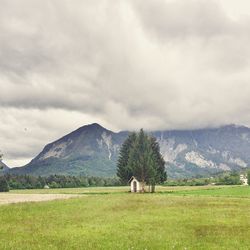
[
  {"left": 128, "top": 129, "right": 149, "bottom": 191},
  {"left": 116, "top": 132, "right": 136, "bottom": 184},
  {"left": 117, "top": 129, "right": 167, "bottom": 192}
]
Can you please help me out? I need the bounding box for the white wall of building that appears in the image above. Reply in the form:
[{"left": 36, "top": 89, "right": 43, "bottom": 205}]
[
  {"left": 130, "top": 177, "right": 142, "bottom": 192},
  {"left": 240, "top": 174, "right": 248, "bottom": 185}
]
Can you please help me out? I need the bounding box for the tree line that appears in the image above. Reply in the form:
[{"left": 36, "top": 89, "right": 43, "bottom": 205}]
[
  {"left": 1, "top": 170, "right": 247, "bottom": 192},
  {"left": 165, "top": 171, "right": 250, "bottom": 186},
  {"left": 0, "top": 174, "right": 121, "bottom": 191}
]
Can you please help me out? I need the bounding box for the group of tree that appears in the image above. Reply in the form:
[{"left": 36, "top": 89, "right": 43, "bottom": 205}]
[
  {"left": 117, "top": 129, "right": 167, "bottom": 192},
  {"left": 248, "top": 170, "right": 250, "bottom": 185},
  {"left": 0, "top": 153, "right": 9, "bottom": 192},
  {"left": 216, "top": 171, "right": 242, "bottom": 185},
  {"left": 1, "top": 174, "right": 121, "bottom": 190},
  {"left": 0, "top": 151, "right": 3, "bottom": 170},
  {"left": 165, "top": 171, "right": 246, "bottom": 186},
  {"left": 0, "top": 176, "right": 9, "bottom": 192}
]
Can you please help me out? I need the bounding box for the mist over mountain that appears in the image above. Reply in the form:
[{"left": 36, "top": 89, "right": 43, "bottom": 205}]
[{"left": 8, "top": 123, "right": 250, "bottom": 178}]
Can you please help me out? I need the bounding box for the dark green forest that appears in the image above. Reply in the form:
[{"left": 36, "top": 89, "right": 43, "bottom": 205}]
[{"left": 0, "top": 174, "right": 121, "bottom": 191}]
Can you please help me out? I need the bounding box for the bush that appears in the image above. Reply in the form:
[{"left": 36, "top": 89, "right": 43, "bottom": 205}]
[
  {"left": 0, "top": 177, "right": 9, "bottom": 192},
  {"left": 217, "top": 172, "right": 241, "bottom": 185}
]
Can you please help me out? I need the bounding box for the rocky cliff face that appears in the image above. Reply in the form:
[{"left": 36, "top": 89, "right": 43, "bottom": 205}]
[
  {"left": 8, "top": 124, "right": 250, "bottom": 178},
  {"left": 153, "top": 125, "right": 250, "bottom": 177}
]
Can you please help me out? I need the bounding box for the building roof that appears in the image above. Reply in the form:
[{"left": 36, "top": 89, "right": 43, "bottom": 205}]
[{"left": 128, "top": 176, "right": 139, "bottom": 183}]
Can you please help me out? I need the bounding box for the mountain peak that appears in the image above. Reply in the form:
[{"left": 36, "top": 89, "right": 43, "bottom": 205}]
[
  {"left": 76, "top": 123, "right": 111, "bottom": 133},
  {"left": 86, "top": 123, "right": 104, "bottom": 129}
]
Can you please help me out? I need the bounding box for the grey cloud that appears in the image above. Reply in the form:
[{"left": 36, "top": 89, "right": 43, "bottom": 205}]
[
  {"left": 0, "top": 107, "right": 108, "bottom": 166},
  {"left": 132, "top": 0, "right": 250, "bottom": 71},
  {"left": 0, "top": 0, "right": 250, "bottom": 165},
  {"left": 133, "top": 0, "right": 233, "bottom": 39}
]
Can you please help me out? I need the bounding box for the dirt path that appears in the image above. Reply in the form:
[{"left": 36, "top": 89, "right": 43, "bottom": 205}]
[{"left": 0, "top": 193, "right": 81, "bottom": 205}]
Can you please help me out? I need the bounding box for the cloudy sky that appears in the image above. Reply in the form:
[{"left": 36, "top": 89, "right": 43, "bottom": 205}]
[{"left": 1, "top": 0, "right": 250, "bottom": 167}]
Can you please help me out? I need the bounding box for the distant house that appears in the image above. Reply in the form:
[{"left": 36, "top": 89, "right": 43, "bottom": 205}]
[
  {"left": 240, "top": 174, "right": 248, "bottom": 186},
  {"left": 129, "top": 176, "right": 143, "bottom": 193}
]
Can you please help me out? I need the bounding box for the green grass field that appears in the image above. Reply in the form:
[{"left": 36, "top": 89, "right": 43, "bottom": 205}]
[{"left": 1, "top": 185, "right": 250, "bottom": 250}]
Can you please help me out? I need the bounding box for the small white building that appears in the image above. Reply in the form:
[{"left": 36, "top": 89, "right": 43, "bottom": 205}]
[
  {"left": 129, "top": 176, "right": 143, "bottom": 193},
  {"left": 240, "top": 174, "right": 248, "bottom": 186}
]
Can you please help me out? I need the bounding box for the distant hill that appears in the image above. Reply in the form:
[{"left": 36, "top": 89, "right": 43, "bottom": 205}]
[{"left": 8, "top": 123, "right": 250, "bottom": 178}]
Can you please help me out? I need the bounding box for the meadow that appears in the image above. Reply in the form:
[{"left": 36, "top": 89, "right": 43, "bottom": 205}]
[{"left": 0, "top": 185, "right": 249, "bottom": 250}]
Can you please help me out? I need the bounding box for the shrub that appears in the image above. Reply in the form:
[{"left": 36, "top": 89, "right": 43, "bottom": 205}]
[
  {"left": 247, "top": 171, "right": 250, "bottom": 185},
  {"left": 0, "top": 177, "right": 9, "bottom": 192}
]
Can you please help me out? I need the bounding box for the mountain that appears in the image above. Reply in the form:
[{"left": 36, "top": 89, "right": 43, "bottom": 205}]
[
  {"left": 154, "top": 124, "right": 250, "bottom": 178},
  {"left": 8, "top": 123, "right": 250, "bottom": 178},
  {"left": 10, "top": 123, "right": 128, "bottom": 177}
]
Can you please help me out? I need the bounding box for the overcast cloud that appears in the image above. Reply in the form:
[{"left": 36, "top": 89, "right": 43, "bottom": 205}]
[{"left": 1, "top": 0, "right": 250, "bottom": 167}]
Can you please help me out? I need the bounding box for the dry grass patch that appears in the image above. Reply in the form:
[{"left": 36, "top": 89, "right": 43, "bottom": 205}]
[{"left": 0, "top": 193, "right": 81, "bottom": 205}]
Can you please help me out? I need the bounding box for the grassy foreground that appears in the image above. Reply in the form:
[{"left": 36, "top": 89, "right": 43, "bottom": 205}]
[{"left": 0, "top": 186, "right": 250, "bottom": 250}]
